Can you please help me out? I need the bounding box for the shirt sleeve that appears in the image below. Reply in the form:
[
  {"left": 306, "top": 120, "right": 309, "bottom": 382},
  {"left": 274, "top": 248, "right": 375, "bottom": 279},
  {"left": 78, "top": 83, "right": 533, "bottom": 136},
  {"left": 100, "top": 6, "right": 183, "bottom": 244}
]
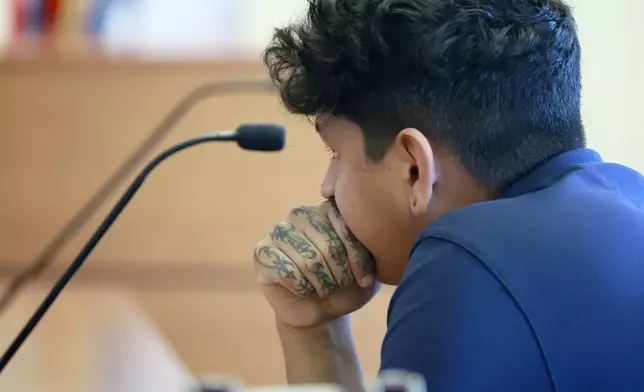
[{"left": 380, "top": 237, "right": 553, "bottom": 392}]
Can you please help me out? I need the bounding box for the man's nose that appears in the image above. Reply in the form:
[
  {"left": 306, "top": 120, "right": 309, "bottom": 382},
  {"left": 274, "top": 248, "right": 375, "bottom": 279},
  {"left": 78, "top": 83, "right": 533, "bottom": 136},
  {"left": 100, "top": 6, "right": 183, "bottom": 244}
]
[
  {"left": 320, "top": 167, "right": 335, "bottom": 199},
  {"left": 321, "top": 180, "right": 334, "bottom": 199}
]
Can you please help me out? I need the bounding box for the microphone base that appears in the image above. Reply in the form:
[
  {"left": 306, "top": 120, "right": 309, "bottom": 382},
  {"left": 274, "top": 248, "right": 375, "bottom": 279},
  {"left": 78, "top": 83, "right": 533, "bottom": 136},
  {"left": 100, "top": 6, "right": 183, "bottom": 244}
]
[{"left": 190, "top": 370, "right": 426, "bottom": 392}]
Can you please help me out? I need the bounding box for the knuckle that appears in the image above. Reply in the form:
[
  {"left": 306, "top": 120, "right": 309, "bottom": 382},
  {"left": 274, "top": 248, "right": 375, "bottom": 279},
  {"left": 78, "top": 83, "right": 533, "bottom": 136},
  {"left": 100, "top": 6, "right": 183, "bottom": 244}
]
[
  {"left": 272, "top": 221, "right": 292, "bottom": 234},
  {"left": 253, "top": 239, "right": 274, "bottom": 259},
  {"left": 289, "top": 205, "right": 313, "bottom": 218},
  {"left": 270, "top": 223, "right": 299, "bottom": 247},
  {"left": 275, "top": 221, "right": 292, "bottom": 229},
  {"left": 270, "top": 221, "right": 295, "bottom": 239}
]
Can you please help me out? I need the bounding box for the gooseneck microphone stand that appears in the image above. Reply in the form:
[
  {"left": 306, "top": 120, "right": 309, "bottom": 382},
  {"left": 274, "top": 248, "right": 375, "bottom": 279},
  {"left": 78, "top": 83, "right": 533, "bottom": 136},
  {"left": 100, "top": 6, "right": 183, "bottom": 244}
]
[
  {"left": 0, "top": 123, "right": 285, "bottom": 373},
  {"left": 0, "top": 80, "right": 275, "bottom": 315}
]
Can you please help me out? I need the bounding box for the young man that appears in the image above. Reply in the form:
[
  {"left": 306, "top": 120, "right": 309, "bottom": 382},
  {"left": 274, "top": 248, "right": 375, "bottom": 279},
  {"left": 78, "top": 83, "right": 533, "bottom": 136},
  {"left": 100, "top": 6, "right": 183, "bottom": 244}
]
[{"left": 253, "top": 0, "right": 644, "bottom": 391}]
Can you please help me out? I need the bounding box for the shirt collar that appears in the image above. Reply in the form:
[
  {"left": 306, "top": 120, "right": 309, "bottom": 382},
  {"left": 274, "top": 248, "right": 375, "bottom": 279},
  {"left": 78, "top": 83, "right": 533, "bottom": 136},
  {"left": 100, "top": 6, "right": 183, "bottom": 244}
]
[{"left": 500, "top": 148, "right": 603, "bottom": 199}]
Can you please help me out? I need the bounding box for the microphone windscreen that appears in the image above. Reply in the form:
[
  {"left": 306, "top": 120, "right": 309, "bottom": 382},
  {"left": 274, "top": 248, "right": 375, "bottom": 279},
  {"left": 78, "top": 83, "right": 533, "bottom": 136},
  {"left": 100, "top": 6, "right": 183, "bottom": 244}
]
[{"left": 235, "top": 124, "right": 286, "bottom": 152}]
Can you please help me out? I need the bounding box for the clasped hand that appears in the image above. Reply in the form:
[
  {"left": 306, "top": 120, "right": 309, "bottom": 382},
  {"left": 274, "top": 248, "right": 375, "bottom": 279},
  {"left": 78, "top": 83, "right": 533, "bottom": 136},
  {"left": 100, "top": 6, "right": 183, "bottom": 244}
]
[{"left": 254, "top": 202, "right": 378, "bottom": 328}]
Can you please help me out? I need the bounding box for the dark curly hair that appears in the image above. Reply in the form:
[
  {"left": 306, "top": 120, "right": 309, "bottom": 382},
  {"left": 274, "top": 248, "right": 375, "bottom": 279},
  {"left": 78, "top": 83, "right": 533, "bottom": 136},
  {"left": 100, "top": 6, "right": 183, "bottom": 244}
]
[{"left": 263, "top": 0, "right": 585, "bottom": 187}]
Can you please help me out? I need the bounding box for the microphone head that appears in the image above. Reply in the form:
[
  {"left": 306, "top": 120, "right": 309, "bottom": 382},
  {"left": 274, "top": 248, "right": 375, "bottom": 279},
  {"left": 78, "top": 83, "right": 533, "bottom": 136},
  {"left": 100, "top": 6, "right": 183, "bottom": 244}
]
[{"left": 235, "top": 123, "right": 286, "bottom": 152}]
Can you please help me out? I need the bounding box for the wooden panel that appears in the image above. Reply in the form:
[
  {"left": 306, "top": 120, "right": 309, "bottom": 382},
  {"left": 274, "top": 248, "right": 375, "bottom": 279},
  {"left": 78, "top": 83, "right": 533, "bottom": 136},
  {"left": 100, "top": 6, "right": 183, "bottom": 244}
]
[
  {"left": 0, "top": 61, "right": 392, "bottom": 386},
  {"left": 0, "top": 61, "right": 328, "bottom": 271},
  {"left": 136, "top": 287, "right": 393, "bottom": 386}
]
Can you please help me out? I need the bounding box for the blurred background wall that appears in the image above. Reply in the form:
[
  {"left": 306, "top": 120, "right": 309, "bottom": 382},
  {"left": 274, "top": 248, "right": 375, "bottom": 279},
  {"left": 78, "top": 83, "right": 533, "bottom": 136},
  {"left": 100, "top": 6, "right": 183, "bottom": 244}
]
[{"left": 0, "top": 0, "right": 642, "bottom": 390}]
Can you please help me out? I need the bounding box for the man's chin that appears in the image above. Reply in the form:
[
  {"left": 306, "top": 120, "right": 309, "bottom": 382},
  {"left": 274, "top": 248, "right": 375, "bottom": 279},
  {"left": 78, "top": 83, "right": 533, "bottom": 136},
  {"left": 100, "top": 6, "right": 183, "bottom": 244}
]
[{"left": 372, "top": 256, "right": 409, "bottom": 286}]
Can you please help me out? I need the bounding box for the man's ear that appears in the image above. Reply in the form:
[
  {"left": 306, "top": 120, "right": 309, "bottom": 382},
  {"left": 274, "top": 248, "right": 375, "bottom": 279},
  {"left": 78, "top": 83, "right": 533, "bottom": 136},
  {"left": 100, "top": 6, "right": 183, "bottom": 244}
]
[{"left": 394, "top": 128, "right": 437, "bottom": 215}]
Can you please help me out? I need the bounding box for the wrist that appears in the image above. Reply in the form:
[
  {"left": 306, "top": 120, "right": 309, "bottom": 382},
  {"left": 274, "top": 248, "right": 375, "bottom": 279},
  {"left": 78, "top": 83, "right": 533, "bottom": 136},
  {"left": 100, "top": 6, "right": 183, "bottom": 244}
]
[
  {"left": 276, "top": 316, "right": 364, "bottom": 389},
  {"left": 276, "top": 316, "right": 352, "bottom": 343}
]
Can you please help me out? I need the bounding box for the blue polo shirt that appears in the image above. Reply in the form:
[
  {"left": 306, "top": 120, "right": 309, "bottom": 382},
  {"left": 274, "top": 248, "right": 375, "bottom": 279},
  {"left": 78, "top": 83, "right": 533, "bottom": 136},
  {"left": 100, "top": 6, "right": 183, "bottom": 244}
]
[{"left": 380, "top": 149, "right": 644, "bottom": 391}]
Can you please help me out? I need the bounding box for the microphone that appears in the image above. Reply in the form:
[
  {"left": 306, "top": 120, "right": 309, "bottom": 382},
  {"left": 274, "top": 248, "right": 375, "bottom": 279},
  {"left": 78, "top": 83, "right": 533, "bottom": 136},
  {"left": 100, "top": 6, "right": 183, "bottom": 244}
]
[
  {"left": 236, "top": 123, "right": 286, "bottom": 152},
  {"left": 0, "top": 123, "right": 286, "bottom": 373}
]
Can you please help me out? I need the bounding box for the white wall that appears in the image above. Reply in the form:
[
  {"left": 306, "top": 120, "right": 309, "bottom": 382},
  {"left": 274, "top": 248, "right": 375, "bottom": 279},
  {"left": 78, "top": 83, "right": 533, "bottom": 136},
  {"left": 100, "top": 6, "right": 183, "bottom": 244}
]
[
  {"left": 568, "top": 0, "right": 644, "bottom": 172},
  {"left": 243, "top": 0, "right": 308, "bottom": 49},
  {"left": 244, "top": 0, "right": 644, "bottom": 171},
  {"left": 0, "top": 0, "right": 12, "bottom": 51}
]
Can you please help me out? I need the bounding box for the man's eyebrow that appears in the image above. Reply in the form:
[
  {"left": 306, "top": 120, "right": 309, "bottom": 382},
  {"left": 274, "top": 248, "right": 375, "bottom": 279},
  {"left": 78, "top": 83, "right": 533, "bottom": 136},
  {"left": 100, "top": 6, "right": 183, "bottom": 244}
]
[{"left": 314, "top": 119, "right": 322, "bottom": 134}]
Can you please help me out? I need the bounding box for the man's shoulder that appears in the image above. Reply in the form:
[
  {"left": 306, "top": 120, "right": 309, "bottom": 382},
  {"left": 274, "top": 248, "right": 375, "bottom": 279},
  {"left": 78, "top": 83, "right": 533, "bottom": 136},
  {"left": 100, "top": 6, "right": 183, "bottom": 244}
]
[
  {"left": 416, "top": 160, "right": 644, "bottom": 260},
  {"left": 398, "top": 162, "right": 644, "bottom": 392},
  {"left": 387, "top": 160, "right": 644, "bottom": 391},
  {"left": 385, "top": 236, "right": 555, "bottom": 392},
  {"left": 405, "top": 159, "right": 644, "bottom": 327}
]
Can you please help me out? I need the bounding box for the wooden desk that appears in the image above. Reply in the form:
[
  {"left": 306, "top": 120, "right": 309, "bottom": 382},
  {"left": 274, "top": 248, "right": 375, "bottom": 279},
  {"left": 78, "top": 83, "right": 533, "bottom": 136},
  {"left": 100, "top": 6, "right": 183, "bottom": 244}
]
[
  {"left": 0, "top": 285, "right": 193, "bottom": 392},
  {"left": 0, "top": 282, "right": 391, "bottom": 389}
]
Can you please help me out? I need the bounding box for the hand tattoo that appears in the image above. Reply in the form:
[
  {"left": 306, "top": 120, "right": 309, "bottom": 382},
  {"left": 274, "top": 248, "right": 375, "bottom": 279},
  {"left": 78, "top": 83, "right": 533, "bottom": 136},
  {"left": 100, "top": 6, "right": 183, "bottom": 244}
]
[
  {"left": 295, "top": 278, "right": 316, "bottom": 297},
  {"left": 308, "top": 262, "right": 339, "bottom": 295},
  {"left": 291, "top": 206, "right": 352, "bottom": 286},
  {"left": 255, "top": 246, "right": 315, "bottom": 297},
  {"left": 270, "top": 223, "right": 318, "bottom": 260},
  {"left": 328, "top": 199, "right": 374, "bottom": 275},
  {"left": 344, "top": 228, "right": 374, "bottom": 275}
]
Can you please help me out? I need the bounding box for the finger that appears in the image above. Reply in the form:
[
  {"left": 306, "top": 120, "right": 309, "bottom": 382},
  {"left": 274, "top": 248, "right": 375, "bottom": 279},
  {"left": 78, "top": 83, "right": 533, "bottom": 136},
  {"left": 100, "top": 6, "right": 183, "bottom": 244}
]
[
  {"left": 270, "top": 222, "right": 340, "bottom": 297},
  {"left": 289, "top": 205, "right": 354, "bottom": 288},
  {"left": 253, "top": 239, "right": 315, "bottom": 297},
  {"left": 327, "top": 203, "right": 376, "bottom": 288}
]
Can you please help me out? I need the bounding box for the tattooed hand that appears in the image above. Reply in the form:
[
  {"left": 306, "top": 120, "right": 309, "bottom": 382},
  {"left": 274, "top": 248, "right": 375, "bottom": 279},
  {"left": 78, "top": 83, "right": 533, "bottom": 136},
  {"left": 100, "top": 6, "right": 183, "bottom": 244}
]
[{"left": 254, "top": 201, "right": 378, "bottom": 328}]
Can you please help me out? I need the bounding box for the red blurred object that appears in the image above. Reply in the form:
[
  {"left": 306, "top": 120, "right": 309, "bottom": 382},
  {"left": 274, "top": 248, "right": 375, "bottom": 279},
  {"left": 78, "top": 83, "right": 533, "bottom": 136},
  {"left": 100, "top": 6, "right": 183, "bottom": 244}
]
[
  {"left": 42, "top": 0, "right": 61, "bottom": 33},
  {"left": 13, "top": 0, "right": 28, "bottom": 37}
]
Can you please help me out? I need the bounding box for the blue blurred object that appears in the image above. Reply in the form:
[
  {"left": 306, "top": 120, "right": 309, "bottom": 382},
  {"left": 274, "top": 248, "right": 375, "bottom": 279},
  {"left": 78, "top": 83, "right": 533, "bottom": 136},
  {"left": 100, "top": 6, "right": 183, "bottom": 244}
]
[
  {"left": 87, "top": 0, "right": 122, "bottom": 35},
  {"left": 25, "top": 0, "right": 43, "bottom": 33}
]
